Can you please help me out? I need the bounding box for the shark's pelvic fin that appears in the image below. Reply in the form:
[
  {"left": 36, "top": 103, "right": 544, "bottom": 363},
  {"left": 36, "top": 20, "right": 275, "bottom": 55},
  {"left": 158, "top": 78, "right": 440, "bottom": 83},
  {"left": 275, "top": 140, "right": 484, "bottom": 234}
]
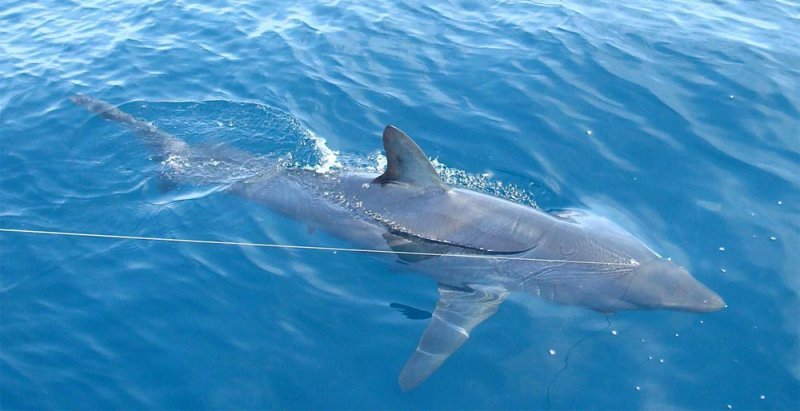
[
  {"left": 398, "top": 283, "right": 508, "bottom": 391},
  {"left": 373, "top": 126, "right": 446, "bottom": 190}
]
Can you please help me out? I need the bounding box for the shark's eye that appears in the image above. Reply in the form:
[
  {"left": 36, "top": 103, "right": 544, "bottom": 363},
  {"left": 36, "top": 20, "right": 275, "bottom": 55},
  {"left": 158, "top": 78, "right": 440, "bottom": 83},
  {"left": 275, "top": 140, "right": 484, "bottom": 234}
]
[{"left": 560, "top": 241, "right": 577, "bottom": 257}]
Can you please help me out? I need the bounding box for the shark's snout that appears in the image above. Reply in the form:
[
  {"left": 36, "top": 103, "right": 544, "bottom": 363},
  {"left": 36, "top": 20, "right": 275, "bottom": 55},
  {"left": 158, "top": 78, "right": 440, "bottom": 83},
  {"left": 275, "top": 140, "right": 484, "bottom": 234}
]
[
  {"left": 626, "top": 260, "right": 726, "bottom": 313},
  {"left": 669, "top": 286, "right": 726, "bottom": 313}
]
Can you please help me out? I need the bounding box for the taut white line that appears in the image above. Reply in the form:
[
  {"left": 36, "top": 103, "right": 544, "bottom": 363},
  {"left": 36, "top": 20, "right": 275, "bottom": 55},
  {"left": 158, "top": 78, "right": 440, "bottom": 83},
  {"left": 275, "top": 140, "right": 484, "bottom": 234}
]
[{"left": 0, "top": 228, "right": 639, "bottom": 267}]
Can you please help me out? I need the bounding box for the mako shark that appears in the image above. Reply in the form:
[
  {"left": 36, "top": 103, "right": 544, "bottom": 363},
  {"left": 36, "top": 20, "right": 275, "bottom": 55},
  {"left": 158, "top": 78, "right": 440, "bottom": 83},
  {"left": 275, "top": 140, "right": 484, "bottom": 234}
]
[{"left": 71, "top": 95, "right": 726, "bottom": 390}]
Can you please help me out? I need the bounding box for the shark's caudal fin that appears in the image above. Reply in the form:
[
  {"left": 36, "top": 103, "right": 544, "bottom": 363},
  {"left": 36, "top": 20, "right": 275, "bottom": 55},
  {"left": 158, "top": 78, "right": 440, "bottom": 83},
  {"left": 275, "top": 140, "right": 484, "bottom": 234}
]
[
  {"left": 398, "top": 284, "right": 508, "bottom": 391},
  {"left": 373, "top": 126, "right": 446, "bottom": 190},
  {"left": 70, "top": 95, "right": 189, "bottom": 157}
]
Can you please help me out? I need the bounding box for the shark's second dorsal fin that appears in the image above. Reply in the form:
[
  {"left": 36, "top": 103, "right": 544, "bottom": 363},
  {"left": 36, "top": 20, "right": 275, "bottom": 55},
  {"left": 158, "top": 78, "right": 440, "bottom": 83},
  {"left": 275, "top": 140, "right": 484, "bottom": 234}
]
[{"left": 373, "top": 126, "right": 446, "bottom": 189}]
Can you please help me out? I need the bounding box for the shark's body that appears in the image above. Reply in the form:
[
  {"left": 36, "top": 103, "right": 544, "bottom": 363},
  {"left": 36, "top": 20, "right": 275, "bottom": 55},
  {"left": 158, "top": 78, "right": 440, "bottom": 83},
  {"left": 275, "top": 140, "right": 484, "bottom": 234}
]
[{"left": 72, "top": 96, "right": 725, "bottom": 390}]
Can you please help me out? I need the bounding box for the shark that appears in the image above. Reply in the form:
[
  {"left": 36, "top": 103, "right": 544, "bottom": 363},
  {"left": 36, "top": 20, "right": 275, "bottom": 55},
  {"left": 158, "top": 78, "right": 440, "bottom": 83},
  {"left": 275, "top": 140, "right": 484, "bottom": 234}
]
[{"left": 71, "top": 95, "right": 726, "bottom": 391}]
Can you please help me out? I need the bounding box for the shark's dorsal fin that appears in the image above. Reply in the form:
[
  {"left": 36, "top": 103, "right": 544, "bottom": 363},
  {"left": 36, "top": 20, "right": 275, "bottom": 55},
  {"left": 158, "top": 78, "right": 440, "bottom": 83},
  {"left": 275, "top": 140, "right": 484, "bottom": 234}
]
[
  {"left": 373, "top": 126, "right": 446, "bottom": 189},
  {"left": 398, "top": 283, "right": 509, "bottom": 391}
]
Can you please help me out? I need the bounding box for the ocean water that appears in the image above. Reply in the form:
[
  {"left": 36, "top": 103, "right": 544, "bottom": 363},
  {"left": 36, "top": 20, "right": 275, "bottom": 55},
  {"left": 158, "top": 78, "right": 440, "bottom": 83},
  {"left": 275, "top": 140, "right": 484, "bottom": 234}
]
[{"left": 1, "top": 0, "right": 798, "bottom": 409}]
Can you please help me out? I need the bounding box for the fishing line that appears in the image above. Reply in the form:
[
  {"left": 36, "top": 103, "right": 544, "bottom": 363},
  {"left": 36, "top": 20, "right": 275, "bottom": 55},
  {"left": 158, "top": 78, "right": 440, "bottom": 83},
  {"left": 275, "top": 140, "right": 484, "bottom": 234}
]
[
  {"left": 545, "top": 315, "right": 613, "bottom": 410},
  {"left": 0, "top": 228, "right": 640, "bottom": 267}
]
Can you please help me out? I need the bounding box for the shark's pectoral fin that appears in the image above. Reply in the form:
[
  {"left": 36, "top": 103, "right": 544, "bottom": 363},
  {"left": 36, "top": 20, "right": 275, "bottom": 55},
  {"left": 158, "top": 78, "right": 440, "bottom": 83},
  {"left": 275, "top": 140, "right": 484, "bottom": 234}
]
[{"left": 398, "top": 283, "right": 509, "bottom": 391}]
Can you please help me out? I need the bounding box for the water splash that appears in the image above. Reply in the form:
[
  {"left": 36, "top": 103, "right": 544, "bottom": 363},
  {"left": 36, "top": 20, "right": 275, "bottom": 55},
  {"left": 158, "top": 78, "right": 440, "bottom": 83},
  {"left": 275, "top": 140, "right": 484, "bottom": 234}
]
[
  {"left": 128, "top": 100, "right": 541, "bottom": 208},
  {"left": 431, "top": 159, "right": 539, "bottom": 208},
  {"left": 324, "top": 149, "right": 539, "bottom": 207},
  {"left": 300, "top": 130, "right": 541, "bottom": 208},
  {"left": 283, "top": 128, "right": 344, "bottom": 174}
]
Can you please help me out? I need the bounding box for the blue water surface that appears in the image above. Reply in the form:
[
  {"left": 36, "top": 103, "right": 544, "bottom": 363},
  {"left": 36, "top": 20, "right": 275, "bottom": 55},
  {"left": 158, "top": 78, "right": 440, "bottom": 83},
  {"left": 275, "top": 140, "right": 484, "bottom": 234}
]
[{"left": 1, "top": 1, "right": 798, "bottom": 409}]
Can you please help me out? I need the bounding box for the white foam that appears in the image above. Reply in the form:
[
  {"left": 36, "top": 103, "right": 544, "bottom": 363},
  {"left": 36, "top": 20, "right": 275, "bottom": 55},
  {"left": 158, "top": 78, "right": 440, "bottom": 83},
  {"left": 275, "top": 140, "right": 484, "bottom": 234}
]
[
  {"left": 162, "top": 154, "right": 190, "bottom": 171},
  {"left": 306, "top": 130, "right": 342, "bottom": 173},
  {"left": 431, "top": 159, "right": 538, "bottom": 207},
  {"left": 374, "top": 153, "right": 387, "bottom": 172}
]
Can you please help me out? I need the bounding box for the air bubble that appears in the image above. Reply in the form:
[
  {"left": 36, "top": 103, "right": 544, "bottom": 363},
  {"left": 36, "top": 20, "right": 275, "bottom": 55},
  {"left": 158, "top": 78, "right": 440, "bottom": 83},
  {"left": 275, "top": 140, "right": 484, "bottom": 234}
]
[
  {"left": 770, "top": 236, "right": 777, "bottom": 241},
  {"left": 548, "top": 349, "right": 556, "bottom": 356},
  {"left": 635, "top": 386, "right": 641, "bottom": 391},
  {"left": 611, "top": 330, "right": 618, "bottom": 336},
  {"left": 719, "top": 246, "right": 726, "bottom": 252},
  {"left": 760, "top": 395, "right": 766, "bottom": 400}
]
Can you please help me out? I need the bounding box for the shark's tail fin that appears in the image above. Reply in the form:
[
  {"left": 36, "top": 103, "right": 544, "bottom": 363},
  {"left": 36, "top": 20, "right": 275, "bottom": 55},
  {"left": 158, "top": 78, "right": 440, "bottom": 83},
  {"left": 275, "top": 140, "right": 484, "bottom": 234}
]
[{"left": 70, "top": 95, "right": 189, "bottom": 156}]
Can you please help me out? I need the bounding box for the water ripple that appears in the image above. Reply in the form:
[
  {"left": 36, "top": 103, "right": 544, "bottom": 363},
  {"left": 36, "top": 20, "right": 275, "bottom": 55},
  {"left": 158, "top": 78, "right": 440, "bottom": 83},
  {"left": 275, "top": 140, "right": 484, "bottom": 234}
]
[{"left": 1, "top": 0, "right": 798, "bottom": 409}]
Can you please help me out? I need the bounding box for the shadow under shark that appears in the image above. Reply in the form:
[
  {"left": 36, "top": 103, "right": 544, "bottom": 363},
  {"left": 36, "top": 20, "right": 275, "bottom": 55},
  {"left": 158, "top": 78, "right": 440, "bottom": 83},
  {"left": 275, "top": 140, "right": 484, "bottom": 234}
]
[{"left": 71, "top": 95, "right": 726, "bottom": 391}]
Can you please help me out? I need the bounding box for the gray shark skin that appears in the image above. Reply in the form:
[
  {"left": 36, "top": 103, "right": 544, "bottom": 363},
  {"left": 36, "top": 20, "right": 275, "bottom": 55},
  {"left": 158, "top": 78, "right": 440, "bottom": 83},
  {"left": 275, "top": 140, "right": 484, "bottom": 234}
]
[{"left": 71, "top": 96, "right": 726, "bottom": 391}]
